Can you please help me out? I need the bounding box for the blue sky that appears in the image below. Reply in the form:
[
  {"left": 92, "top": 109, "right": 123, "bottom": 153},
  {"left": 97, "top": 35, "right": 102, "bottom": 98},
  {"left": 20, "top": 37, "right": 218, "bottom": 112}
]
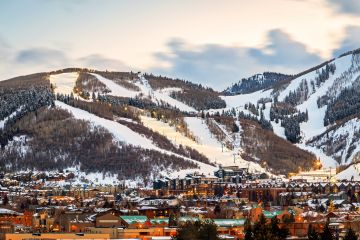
[{"left": 1, "top": 0, "right": 360, "bottom": 90}]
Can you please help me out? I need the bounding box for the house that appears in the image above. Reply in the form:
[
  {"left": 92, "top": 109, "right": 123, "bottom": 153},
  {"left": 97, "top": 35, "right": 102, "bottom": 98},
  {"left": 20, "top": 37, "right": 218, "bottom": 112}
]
[
  {"left": 95, "top": 210, "right": 121, "bottom": 228},
  {"left": 214, "top": 166, "right": 249, "bottom": 182},
  {"left": 0, "top": 209, "right": 32, "bottom": 227},
  {"left": 32, "top": 210, "right": 55, "bottom": 232},
  {"left": 150, "top": 218, "right": 169, "bottom": 227},
  {"left": 213, "top": 219, "right": 246, "bottom": 239},
  {"left": 120, "top": 215, "right": 150, "bottom": 229}
]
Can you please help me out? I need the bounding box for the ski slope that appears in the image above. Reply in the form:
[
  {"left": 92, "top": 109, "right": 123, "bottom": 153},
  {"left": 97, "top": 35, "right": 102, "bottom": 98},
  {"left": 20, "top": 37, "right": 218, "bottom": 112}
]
[
  {"left": 336, "top": 163, "right": 360, "bottom": 181},
  {"left": 142, "top": 116, "right": 267, "bottom": 173},
  {"left": 185, "top": 117, "right": 220, "bottom": 147},
  {"left": 213, "top": 53, "right": 360, "bottom": 170},
  {"left": 153, "top": 88, "right": 197, "bottom": 112},
  {"left": 56, "top": 100, "right": 156, "bottom": 149},
  {"left": 221, "top": 89, "right": 272, "bottom": 109},
  {"left": 91, "top": 73, "right": 139, "bottom": 98},
  {"left": 295, "top": 55, "right": 354, "bottom": 141},
  {"left": 134, "top": 77, "right": 196, "bottom": 112},
  {"left": 55, "top": 101, "right": 216, "bottom": 177},
  {"left": 50, "top": 72, "right": 79, "bottom": 95}
]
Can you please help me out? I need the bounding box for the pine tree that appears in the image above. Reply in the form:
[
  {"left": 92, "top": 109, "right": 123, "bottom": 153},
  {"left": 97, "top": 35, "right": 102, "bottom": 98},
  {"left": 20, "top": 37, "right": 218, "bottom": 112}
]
[
  {"left": 174, "top": 220, "right": 220, "bottom": 240},
  {"left": 270, "top": 217, "right": 289, "bottom": 239},
  {"left": 198, "top": 220, "right": 220, "bottom": 240},
  {"left": 320, "top": 222, "right": 333, "bottom": 240},
  {"left": 169, "top": 213, "right": 177, "bottom": 227},
  {"left": 244, "top": 219, "right": 254, "bottom": 240}
]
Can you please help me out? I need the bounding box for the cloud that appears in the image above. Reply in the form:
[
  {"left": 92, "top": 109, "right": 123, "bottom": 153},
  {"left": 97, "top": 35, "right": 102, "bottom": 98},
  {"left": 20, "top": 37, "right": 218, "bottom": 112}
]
[
  {"left": 328, "top": 0, "right": 360, "bottom": 15},
  {"left": 151, "top": 29, "right": 323, "bottom": 90},
  {"left": 0, "top": 47, "right": 130, "bottom": 81},
  {"left": 15, "top": 48, "right": 69, "bottom": 67},
  {"left": 333, "top": 26, "right": 360, "bottom": 56},
  {"left": 77, "top": 54, "right": 129, "bottom": 71},
  {"left": 14, "top": 49, "right": 130, "bottom": 72},
  {"left": 249, "top": 30, "right": 322, "bottom": 67}
]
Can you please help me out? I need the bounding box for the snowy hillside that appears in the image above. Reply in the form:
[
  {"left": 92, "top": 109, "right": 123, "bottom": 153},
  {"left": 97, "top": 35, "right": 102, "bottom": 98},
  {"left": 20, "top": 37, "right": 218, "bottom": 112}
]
[
  {"left": 50, "top": 71, "right": 197, "bottom": 112},
  {"left": 55, "top": 101, "right": 217, "bottom": 178},
  {"left": 2, "top": 48, "right": 360, "bottom": 183},
  {"left": 142, "top": 116, "right": 266, "bottom": 173},
  {"left": 50, "top": 72, "right": 79, "bottom": 95},
  {"left": 219, "top": 50, "right": 360, "bottom": 175},
  {"left": 223, "top": 72, "right": 290, "bottom": 95}
]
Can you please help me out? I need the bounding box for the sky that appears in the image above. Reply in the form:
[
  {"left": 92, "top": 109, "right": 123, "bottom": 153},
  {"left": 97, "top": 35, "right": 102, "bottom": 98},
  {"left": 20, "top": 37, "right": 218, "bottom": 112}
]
[{"left": 0, "top": 0, "right": 360, "bottom": 90}]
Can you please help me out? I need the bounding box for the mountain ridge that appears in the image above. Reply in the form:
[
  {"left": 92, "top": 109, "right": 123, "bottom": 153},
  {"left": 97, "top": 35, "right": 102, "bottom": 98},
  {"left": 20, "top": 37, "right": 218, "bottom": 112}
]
[{"left": 1, "top": 47, "right": 360, "bottom": 185}]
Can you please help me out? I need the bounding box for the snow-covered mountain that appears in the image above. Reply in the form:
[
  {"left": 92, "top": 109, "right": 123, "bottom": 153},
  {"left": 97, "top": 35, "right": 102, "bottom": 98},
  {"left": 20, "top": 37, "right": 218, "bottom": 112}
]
[
  {"left": 221, "top": 48, "right": 360, "bottom": 178},
  {"left": 223, "top": 72, "right": 291, "bottom": 95},
  {"left": 1, "top": 48, "right": 360, "bottom": 185}
]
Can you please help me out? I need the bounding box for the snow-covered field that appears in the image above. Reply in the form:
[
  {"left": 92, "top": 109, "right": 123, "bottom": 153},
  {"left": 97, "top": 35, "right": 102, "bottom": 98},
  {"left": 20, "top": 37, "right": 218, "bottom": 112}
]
[
  {"left": 307, "top": 118, "right": 360, "bottom": 165},
  {"left": 153, "top": 88, "right": 196, "bottom": 112},
  {"left": 134, "top": 77, "right": 196, "bottom": 112},
  {"left": 91, "top": 73, "right": 139, "bottom": 98},
  {"left": 221, "top": 89, "right": 272, "bottom": 109},
  {"left": 336, "top": 163, "right": 360, "bottom": 181},
  {"left": 50, "top": 72, "right": 79, "bottom": 95}
]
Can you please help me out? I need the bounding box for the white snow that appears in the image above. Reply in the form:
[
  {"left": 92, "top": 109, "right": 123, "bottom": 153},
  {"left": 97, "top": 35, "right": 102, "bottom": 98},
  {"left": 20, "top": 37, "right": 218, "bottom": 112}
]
[
  {"left": 50, "top": 72, "right": 79, "bottom": 95},
  {"left": 216, "top": 53, "right": 360, "bottom": 168},
  {"left": 90, "top": 74, "right": 197, "bottom": 112},
  {"left": 307, "top": 118, "right": 360, "bottom": 165},
  {"left": 55, "top": 100, "right": 156, "bottom": 149},
  {"left": 142, "top": 116, "right": 267, "bottom": 173},
  {"left": 135, "top": 77, "right": 196, "bottom": 112},
  {"left": 153, "top": 88, "right": 197, "bottom": 112},
  {"left": 336, "top": 163, "right": 360, "bottom": 181},
  {"left": 296, "top": 143, "right": 338, "bottom": 168},
  {"left": 221, "top": 89, "right": 272, "bottom": 109},
  {"left": 0, "top": 208, "right": 22, "bottom": 216},
  {"left": 285, "top": 55, "right": 352, "bottom": 141},
  {"left": 0, "top": 106, "right": 23, "bottom": 129},
  {"left": 185, "top": 117, "right": 221, "bottom": 147},
  {"left": 55, "top": 101, "right": 216, "bottom": 178},
  {"left": 91, "top": 73, "right": 139, "bottom": 98},
  {"left": 4, "top": 135, "right": 29, "bottom": 157}
]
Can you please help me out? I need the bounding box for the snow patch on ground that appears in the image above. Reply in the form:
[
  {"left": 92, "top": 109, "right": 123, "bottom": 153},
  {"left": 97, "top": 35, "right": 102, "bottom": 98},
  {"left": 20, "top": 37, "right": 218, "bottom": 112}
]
[
  {"left": 55, "top": 100, "right": 156, "bottom": 149},
  {"left": 142, "top": 116, "right": 267, "bottom": 174},
  {"left": 307, "top": 118, "right": 360, "bottom": 165},
  {"left": 296, "top": 143, "right": 337, "bottom": 168},
  {"left": 55, "top": 101, "right": 216, "bottom": 178},
  {"left": 221, "top": 89, "right": 272, "bottom": 109},
  {"left": 4, "top": 135, "right": 29, "bottom": 157},
  {"left": 336, "top": 163, "right": 360, "bottom": 181},
  {"left": 0, "top": 106, "right": 24, "bottom": 129},
  {"left": 153, "top": 88, "right": 197, "bottom": 112},
  {"left": 50, "top": 72, "right": 79, "bottom": 95},
  {"left": 91, "top": 73, "right": 139, "bottom": 98},
  {"left": 134, "top": 77, "right": 196, "bottom": 112}
]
